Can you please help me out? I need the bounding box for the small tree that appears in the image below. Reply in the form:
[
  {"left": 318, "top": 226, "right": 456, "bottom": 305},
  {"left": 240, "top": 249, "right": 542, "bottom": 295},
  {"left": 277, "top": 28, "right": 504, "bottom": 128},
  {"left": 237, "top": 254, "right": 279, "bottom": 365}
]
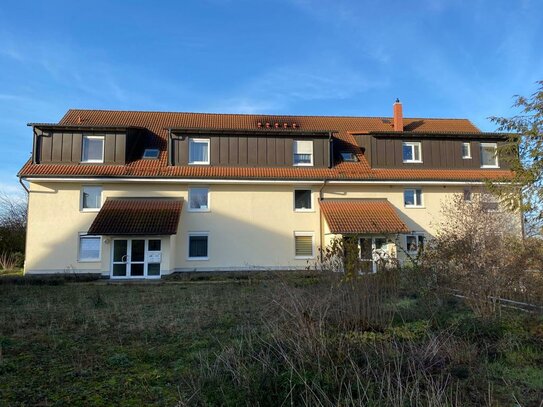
[
  {"left": 423, "top": 193, "right": 541, "bottom": 317},
  {"left": 489, "top": 80, "right": 543, "bottom": 237},
  {"left": 0, "top": 191, "right": 27, "bottom": 269}
]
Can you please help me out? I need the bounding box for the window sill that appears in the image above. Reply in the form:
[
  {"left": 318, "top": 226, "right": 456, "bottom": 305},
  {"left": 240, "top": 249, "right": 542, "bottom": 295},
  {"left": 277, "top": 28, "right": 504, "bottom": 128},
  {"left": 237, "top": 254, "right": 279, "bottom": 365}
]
[
  {"left": 404, "top": 206, "right": 425, "bottom": 209},
  {"left": 80, "top": 160, "right": 105, "bottom": 164},
  {"left": 187, "top": 257, "right": 209, "bottom": 261},
  {"left": 402, "top": 160, "right": 423, "bottom": 164},
  {"left": 295, "top": 256, "right": 315, "bottom": 260},
  {"left": 188, "top": 162, "right": 210, "bottom": 166},
  {"left": 462, "top": 156, "right": 472, "bottom": 160},
  {"left": 187, "top": 209, "right": 211, "bottom": 213},
  {"left": 293, "top": 163, "right": 314, "bottom": 167},
  {"left": 481, "top": 165, "right": 500, "bottom": 169},
  {"left": 81, "top": 208, "right": 100, "bottom": 213},
  {"left": 78, "top": 259, "right": 101, "bottom": 263},
  {"left": 294, "top": 209, "right": 315, "bottom": 213}
]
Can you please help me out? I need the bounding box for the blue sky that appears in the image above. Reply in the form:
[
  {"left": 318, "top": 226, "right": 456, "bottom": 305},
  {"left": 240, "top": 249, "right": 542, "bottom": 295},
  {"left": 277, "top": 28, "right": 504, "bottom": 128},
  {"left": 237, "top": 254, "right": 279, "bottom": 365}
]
[{"left": 1, "top": 0, "right": 542, "bottom": 195}]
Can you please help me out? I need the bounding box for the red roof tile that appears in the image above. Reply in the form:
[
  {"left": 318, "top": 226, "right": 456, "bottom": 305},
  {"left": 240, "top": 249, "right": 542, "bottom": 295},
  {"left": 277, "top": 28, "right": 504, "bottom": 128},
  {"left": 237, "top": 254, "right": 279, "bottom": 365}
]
[
  {"left": 18, "top": 109, "right": 512, "bottom": 182},
  {"left": 88, "top": 198, "right": 183, "bottom": 235},
  {"left": 320, "top": 199, "right": 409, "bottom": 234}
]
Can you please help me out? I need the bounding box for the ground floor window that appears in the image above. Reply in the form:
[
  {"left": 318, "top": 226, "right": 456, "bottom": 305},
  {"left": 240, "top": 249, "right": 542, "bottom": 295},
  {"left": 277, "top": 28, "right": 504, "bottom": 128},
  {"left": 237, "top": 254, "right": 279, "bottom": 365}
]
[
  {"left": 79, "top": 235, "right": 101, "bottom": 261},
  {"left": 294, "top": 232, "right": 314, "bottom": 258},
  {"left": 406, "top": 234, "right": 425, "bottom": 254},
  {"left": 188, "top": 233, "right": 209, "bottom": 260}
]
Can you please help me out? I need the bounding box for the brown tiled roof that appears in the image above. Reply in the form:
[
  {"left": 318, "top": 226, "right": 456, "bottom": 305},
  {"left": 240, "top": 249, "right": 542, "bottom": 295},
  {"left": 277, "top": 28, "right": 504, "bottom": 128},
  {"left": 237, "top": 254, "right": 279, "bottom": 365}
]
[
  {"left": 320, "top": 199, "right": 409, "bottom": 234},
  {"left": 88, "top": 198, "right": 183, "bottom": 235},
  {"left": 18, "top": 109, "right": 512, "bottom": 181}
]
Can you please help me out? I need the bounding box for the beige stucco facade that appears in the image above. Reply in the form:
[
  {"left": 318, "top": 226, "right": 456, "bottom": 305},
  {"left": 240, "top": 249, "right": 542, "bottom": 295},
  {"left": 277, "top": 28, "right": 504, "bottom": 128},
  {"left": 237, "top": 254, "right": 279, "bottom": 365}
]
[{"left": 24, "top": 180, "right": 517, "bottom": 277}]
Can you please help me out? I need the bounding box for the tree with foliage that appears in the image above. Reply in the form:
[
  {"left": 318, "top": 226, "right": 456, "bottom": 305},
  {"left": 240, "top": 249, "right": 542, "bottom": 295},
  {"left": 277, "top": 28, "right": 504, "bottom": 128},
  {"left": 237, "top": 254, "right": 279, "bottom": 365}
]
[{"left": 489, "top": 80, "right": 543, "bottom": 236}]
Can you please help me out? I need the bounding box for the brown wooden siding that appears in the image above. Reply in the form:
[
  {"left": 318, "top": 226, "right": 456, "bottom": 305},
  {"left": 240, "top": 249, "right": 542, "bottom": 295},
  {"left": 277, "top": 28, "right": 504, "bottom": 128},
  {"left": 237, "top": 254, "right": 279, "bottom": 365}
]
[
  {"left": 35, "top": 129, "right": 127, "bottom": 164},
  {"left": 172, "top": 135, "right": 330, "bottom": 167},
  {"left": 354, "top": 135, "right": 510, "bottom": 170}
]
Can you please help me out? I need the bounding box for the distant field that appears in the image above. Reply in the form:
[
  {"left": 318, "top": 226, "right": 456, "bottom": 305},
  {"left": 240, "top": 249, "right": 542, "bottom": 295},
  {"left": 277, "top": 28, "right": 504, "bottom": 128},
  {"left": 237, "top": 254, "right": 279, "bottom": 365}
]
[{"left": 0, "top": 273, "right": 542, "bottom": 406}]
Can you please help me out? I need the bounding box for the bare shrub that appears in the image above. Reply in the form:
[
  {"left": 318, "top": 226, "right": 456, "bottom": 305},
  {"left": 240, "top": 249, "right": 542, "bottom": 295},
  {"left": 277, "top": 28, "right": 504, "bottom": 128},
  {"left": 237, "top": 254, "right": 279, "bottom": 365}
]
[
  {"left": 422, "top": 193, "right": 543, "bottom": 317},
  {"left": 0, "top": 251, "right": 23, "bottom": 271}
]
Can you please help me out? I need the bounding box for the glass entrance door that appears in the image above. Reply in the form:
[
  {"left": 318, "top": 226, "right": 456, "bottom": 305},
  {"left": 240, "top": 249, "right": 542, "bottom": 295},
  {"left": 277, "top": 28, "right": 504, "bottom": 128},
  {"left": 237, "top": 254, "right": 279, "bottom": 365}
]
[
  {"left": 111, "top": 238, "right": 162, "bottom": 279},
  {"left": 359, "top": 237, "right": 388, "bottom": 273}
]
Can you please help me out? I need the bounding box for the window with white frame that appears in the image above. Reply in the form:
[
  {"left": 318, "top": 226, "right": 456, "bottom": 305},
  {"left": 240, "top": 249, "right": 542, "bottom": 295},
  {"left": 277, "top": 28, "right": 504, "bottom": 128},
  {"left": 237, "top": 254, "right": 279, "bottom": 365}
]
[
  {"left": 402, "top": 142, "right": 422, "bottom": 163},
  {"left": 462, "top": 142, "right": 471, "bottom": 159},
  {"left": 404, "top": 188, "right": 423, "bottom": 207},
  {"left": 293, "top": 140, "right": 314, "bottom": 166},
  {"left": 79, "top": 235, "right": 101, "bottom": 261},
  {"left": 480, "top": 143, "right": 499, "bottom": 168},
  {"left": 189, "top": 187, "right": 209, "bottom": 211},
  {"left": 189, "top": 138, "right": 210, "bottom": 164},
  {"left": 294, "top": 232, "right": 314, "bottom": 258},
  {"left": 406, "top": 234, "right": 425, "bottom": 254},
  {"left": 294, "top": 189, "right": 312, "bottom": 211},
  {"left": 81, "top": 186, "right": 102, "bottom": 211},
  {"left": 81, "top": 135, "right": 105, "bottom": 163},
  {"left": 188, "top": 233, "right": 208, "bottom": 259}
]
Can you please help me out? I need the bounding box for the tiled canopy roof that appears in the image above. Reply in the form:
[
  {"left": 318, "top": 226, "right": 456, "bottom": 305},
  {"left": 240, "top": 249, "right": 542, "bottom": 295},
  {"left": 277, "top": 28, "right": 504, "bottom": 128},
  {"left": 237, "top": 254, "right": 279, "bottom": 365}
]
[
  {"left": 18, "top": 109, "right": 513, "bottom": 181},
  {"left": 88, "top": 198, "right": 183, "bottom": 235},
  {"left": 320, "top": 199, "right": 409, "bottom": 234}
]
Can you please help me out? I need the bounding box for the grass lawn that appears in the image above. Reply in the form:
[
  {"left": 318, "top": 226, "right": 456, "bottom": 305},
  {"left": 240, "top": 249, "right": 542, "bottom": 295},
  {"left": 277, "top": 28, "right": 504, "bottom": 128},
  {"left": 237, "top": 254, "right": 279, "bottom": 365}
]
[{"left": 0, "top": 273, "right": 542, "bottom": 406}]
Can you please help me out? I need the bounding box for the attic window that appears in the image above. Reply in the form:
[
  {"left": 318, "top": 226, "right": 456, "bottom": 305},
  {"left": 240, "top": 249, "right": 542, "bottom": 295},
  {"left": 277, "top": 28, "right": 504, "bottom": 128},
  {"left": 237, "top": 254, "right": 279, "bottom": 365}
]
[
  {"left": 340, "top": 152, "right": 358, "bottom": 162},
  {"left": 143, "top": 149, "right": 160, "bottom": 159}
]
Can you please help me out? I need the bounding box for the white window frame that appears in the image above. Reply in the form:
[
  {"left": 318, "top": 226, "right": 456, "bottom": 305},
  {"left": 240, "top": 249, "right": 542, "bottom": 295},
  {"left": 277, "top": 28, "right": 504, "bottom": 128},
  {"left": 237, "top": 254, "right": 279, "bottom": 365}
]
[
  {"left": 461, "top": 142, "right": 472, "bottom": 159},
  {"left": 293, "top": 140, "right": 314, "bottom": 166},
  {"left": 405, "top": 233, "right": 425, "bottom": 254},
  {"left": 81, "top": 135, "right": 105, "bottom": 163},
  {"left": 293, "top": 188, "right": 314, "bottom": 212},
  {"left": 78, "top": 234, "right": 102, "bottom": 262},
  {"left": 480, "top": 142, "right": 499, "bottom": 168},
  {"left": 404, "top": 188, "right": 424, "bottom": 208},
  {"left": 188, "top": 138, "right": 210, "bottom": 165},
  {"left": 402, "top": 142, "right": 422, "bottom": 163},
  {"left": 187, "top": 232, "right": 209, "bottom": 261},
  {"left": 294, "top": 231, "right": 315, "bottom": 259},
  {"left": 80, "top": 185, "right": 102, "bottom": 212},
  {"left": 188, "top": 187, "right": 210, "bottom": 212}
]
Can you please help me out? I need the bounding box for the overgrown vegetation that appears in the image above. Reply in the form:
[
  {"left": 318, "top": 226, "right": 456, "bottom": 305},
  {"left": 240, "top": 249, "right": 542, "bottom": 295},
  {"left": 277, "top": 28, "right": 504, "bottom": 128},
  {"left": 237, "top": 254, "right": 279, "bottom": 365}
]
[{"left": 0, "top": 271, "right": 541, "bottom": 406}]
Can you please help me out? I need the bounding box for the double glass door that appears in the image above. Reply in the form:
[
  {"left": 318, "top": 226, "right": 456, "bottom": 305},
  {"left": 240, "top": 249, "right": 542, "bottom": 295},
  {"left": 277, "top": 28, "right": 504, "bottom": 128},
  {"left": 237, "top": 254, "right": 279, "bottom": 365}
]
[{"left": 112, "top": 238, "right": 161, "bottom": 278}]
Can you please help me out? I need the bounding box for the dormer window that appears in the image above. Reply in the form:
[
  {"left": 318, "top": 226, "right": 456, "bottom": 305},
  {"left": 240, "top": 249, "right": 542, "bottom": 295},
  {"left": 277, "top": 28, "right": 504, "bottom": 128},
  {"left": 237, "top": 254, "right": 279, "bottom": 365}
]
[
  {"left": 189, "top": 138, "right": 210, "bottom": 165},
  {"left": 340, "top": 152, "right": 358, "bottom": 162},
  {"left": 461, "top": 142, "right": 471, "bottom": 159},
  {"left": 81, "top": 135, "right": 104, "bottom": 163},
  {"left": 293, "top": 140, "right": 313, "bottom": 166},
  {"left": 143, "top": 149, "right": 160, "bottom": 159},
  {"left": 480, "top": 143, "right": 499, "bottom": 168},
  {"left": 402, "top": 142, "right": 422, "bottom": 163}
]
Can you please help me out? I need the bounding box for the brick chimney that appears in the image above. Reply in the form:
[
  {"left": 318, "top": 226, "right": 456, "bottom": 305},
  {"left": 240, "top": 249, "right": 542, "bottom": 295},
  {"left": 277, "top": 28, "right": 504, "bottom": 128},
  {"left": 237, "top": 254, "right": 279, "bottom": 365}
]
[{"left": 393, "top": 98, "right": 403, "bottom": 131}]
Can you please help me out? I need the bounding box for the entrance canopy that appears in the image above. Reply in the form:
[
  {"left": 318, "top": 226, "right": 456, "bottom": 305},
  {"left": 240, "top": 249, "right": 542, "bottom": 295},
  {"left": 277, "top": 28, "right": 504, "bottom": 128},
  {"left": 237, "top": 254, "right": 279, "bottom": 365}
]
[
  {"left": 88, "top": 198, "right": 183, "bottom": 235},
  {"left": 320, "top": 199, "right": 409, "bottom": 234}
]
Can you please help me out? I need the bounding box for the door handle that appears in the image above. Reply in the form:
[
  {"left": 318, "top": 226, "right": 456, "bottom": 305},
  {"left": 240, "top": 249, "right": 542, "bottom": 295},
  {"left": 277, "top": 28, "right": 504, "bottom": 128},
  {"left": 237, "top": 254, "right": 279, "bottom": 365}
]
[{"left": 121, "top": 255, "right": 128, "bottom": 263}]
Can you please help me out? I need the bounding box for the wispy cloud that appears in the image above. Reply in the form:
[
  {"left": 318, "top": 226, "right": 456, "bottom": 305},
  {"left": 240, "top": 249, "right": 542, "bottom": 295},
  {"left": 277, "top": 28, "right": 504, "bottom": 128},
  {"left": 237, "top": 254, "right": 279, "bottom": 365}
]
[{"left": 210, "top": 61, "right": 389, "bottom": 113}]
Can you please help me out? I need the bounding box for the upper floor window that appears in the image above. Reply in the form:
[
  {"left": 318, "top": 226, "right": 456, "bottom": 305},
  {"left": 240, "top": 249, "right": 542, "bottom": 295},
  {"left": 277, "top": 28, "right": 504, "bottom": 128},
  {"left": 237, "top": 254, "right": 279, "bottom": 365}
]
[
  {"left": 82, "top": 135, "right": 104, "bottom": 163},
  {"left": 462, "top": 142, "right": 471, "bottom": 159},
  {"left": 81, "top": 186, "right": 102, "bottom": 211},
  {"left": 294, "top": 189, "right": 313, "bottom": 211},
  {"left": 480, "top": 143, "right": 499, "bottom": 168},
  {"left": 402, "top": 142, "right": 422, "bottom": 163},
  {"left": 188, "top": 187, "right": 209, "bottom": 211},
  {"left": 189, "top": 138, "right": 210, "bottom": 165},
  {"left": 293, "top": 140, "right": 313, "bottom": 166},
  {"left": 143, "top": 149, "right": 160, "bottom": 159},
  {"left": 404, "top": 188, "right": 423, "bottom": 207}
]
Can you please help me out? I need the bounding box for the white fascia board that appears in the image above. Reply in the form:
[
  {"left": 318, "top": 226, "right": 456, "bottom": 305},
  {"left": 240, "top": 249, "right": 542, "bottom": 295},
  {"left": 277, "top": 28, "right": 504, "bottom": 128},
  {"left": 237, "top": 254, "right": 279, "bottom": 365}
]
[{"left": 21, "top": 176, "right": 507, "bottom": 186}]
